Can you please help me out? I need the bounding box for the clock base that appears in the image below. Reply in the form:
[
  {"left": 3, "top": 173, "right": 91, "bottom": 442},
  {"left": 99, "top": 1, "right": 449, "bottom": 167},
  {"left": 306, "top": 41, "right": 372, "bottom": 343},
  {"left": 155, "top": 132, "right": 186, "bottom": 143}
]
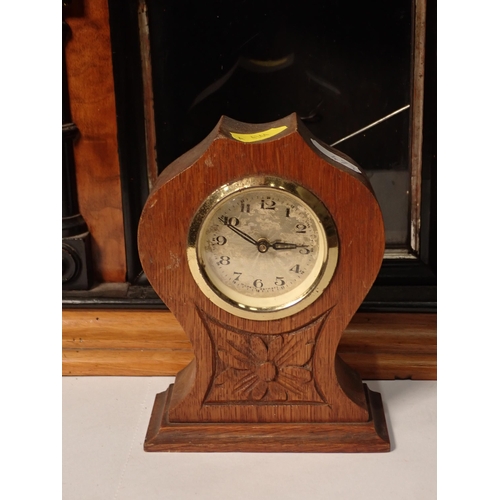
[{"left": 144, "top": 384, "right": 390, "bottom": 453}]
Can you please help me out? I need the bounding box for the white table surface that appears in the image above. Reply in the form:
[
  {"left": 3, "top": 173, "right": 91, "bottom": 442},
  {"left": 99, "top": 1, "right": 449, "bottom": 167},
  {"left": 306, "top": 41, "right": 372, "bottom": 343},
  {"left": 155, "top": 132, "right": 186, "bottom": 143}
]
[{"left": 62, "top": 377, "right": 436, "bottom": 500}]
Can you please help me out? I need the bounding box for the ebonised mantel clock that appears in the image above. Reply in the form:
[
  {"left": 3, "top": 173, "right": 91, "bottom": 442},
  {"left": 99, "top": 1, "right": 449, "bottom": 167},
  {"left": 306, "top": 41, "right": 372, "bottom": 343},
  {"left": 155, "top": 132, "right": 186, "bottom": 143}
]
[{"left": 138, "top": 113, "right": 390, "bottom": 452}]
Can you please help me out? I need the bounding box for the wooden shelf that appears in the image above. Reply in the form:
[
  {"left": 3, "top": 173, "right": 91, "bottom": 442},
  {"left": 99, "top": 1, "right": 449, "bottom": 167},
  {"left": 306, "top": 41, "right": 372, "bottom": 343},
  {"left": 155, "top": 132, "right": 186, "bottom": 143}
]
[{"left": 62, "top": 309, "right": 436, "bottom": 379}]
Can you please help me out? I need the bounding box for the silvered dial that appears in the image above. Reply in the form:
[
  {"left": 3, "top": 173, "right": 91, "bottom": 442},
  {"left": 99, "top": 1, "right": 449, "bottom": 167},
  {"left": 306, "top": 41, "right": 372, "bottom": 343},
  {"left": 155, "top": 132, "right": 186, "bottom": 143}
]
[{"left": 187, "top": 177, "right": 339, "bottom": 320}]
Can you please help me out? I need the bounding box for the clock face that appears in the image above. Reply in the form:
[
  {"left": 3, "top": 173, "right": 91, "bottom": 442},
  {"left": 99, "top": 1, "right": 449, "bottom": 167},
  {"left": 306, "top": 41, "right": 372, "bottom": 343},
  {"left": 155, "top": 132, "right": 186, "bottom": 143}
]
[{"left": 187, "top": 176, "right": 339, "bottom": 320}]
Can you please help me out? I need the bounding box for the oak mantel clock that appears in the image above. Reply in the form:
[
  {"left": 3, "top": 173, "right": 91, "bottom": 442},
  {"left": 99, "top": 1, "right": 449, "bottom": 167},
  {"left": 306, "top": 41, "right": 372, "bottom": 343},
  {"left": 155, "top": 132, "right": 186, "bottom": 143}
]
[{"left": 138, "top": 113, "right": 390, "bottom": 452}]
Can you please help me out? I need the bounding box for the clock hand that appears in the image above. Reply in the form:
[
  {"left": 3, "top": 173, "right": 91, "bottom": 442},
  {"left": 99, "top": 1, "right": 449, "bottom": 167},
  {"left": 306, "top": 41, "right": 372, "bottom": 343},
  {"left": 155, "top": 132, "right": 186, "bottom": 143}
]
[
  {"left": 271, "top": 242, "right": 309, "bottom": 251},
  {"left": 218, "top": 217, "right": 308, "bottom": 252},
  {"left": 218, "top": 217, "right": 258, "bottom": 246}
]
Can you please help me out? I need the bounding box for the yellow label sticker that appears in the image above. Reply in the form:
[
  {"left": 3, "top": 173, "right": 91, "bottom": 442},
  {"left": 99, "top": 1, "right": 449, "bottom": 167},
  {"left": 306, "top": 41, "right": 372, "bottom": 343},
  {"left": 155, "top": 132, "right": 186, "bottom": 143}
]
[{"left": 229, "top": 126, "right": 287, "bottom": 143}]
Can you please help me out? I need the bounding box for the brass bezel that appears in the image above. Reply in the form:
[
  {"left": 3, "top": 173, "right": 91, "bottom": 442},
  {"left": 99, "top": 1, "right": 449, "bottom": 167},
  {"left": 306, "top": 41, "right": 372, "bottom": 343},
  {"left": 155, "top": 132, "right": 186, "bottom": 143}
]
[{"left": 187, "top": 176, "right": 339, "bottom": 320}]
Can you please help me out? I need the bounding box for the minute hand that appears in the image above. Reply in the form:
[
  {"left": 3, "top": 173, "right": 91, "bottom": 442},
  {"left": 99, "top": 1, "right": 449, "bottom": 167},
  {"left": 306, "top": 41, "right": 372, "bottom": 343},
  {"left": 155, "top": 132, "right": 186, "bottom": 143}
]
[
  {"left": 219, "top": 217, "right": 258, "bottom": 246},
  {"left": 271, "top": 242, "right": 308, "bottom": 250}
]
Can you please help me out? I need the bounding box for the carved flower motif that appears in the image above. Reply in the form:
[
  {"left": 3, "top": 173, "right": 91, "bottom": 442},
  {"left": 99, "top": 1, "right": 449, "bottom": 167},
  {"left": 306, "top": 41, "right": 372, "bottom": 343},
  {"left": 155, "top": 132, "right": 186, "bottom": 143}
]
[{"left": 214, "top": 333, "right": 316, "bottom": 402}]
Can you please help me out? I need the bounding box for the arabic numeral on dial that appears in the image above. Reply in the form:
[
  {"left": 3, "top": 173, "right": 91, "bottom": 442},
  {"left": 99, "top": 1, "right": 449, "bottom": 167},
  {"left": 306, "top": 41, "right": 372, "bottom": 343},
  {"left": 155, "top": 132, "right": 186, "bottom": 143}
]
[
  {"left": 213, "top": 236, "right": 227, "bottom": 245},
  {"left": 274, "top": 277, "right": 285, "bottom": 286},
  {"left": 285, "top": 208, "right": 291, "bottom": 217},
  {"left": 289, "top": 264, "right": 302, "bottom": 274},
  {"left": 221, "top": 216, "right": 239, "bottom": 226},
  {"left": 240, "top": 202, "right": 250, "bottom": 213},
  {"left": 219, "top": 256, "right": 231, "bottom": 265},
  {"left": 260, "top": 199, "right": 276, "bottom": 210},
  {"left": 253, "top": 279, "right": 263, "bottom": 288},
  {"left": 295, "top": 223, "right": 307, "bottom": 233},
  {"left": 233, "top": 272, "right": 242, "bottom": 281}
]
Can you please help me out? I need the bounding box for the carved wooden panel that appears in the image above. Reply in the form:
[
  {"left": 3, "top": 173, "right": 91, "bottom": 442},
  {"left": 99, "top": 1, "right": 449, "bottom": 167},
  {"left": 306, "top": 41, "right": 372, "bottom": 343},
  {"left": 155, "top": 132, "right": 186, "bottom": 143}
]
[{"left": 201, "top": 308, "right": 331, "bottom": 405}]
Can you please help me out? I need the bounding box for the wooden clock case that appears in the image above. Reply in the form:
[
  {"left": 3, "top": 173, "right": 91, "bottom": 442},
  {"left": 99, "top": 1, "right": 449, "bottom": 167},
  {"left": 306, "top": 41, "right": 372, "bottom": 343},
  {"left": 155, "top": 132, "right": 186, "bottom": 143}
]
[{"left": 138, "top": 113, "right": 390, "bottom": 452}]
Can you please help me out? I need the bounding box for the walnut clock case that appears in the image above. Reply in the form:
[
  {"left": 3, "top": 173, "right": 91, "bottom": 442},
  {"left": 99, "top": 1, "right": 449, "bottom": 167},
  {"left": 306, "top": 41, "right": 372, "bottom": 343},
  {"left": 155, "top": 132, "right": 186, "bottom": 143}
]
[{"left": 138, "top": 113, "right": 390, "bottom": 452}]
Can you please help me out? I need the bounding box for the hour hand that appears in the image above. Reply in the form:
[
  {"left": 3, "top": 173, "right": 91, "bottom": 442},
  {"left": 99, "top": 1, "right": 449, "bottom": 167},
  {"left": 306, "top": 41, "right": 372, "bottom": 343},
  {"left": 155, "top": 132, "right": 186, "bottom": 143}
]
[
  {"left": 219, "top": 217, "right": 258, "bottom": 246},
  {"left": 271, "top": 242, "right": 308, "bottom": 251}
]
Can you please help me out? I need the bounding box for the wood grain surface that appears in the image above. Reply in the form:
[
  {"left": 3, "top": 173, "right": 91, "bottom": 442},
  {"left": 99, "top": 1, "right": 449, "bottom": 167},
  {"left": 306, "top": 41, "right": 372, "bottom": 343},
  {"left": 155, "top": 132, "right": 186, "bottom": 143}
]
[
  {"left": 65, "top": 0, "right": 127, "bottom": 282},
  {"left": 144, "top": 384, "right": 390, "bottom": 452},
  {"left": 62, "top": 309, "right": 436, "bottom": 379}
]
